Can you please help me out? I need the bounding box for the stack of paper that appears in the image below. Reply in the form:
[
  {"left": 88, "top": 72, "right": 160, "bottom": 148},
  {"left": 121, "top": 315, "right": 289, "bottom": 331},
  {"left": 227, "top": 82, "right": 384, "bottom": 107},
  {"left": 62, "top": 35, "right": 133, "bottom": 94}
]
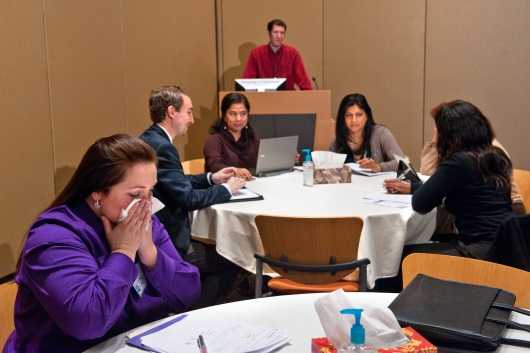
[
  {"left": 362, "top": 194, "right": 412, "bottom": 208},
  {"left": 346, "top": 163, "right": 393, "bottom": 177},
  {"left": 311, "top": 151, "right": 347, "bottom": 169},
  {"left": 128, "top": 315, "right": 289, "bottom": 353}
]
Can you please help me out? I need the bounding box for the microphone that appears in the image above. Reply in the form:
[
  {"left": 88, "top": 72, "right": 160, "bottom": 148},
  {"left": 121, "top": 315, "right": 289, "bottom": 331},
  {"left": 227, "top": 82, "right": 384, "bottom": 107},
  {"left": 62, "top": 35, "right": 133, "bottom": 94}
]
[{"left": 312, "top": 76, "right": 319, "bottom": 90}]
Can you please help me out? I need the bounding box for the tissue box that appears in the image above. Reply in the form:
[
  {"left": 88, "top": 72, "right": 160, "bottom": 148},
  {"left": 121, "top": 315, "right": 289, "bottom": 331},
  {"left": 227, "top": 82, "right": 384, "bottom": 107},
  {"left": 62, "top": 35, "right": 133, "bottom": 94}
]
[
  {"left": 314, "top": 166, "right": 352, "bottom": 184},
  {"left": 311, "top": 327, "right": 437, "bottom": 353}
]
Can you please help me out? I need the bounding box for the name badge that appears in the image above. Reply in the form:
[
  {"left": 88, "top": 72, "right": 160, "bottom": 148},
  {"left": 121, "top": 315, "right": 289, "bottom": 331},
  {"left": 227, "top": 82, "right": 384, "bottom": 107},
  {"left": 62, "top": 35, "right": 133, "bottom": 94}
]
[{"left": 132, "top": 263, "right": 147, "bottom": 297}]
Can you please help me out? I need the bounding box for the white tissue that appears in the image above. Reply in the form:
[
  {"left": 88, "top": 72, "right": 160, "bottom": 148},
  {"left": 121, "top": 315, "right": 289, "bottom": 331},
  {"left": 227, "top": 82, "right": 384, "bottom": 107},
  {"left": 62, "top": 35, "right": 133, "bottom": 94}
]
[
  {"left": 314, "top": 289, "right": 409, "bottom": 349},
  {"left": 311, "top": 151, "right": 347, "bottom": 169},
  {"left": 117, "top": 196, "right": 165, "bottom": 223}
]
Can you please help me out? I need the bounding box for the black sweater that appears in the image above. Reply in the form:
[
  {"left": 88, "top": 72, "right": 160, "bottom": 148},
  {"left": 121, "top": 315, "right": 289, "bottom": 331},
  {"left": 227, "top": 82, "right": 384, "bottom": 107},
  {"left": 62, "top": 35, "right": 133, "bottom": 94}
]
[{"left": 412, "top": 152, "right": 513, "bottom": 250}]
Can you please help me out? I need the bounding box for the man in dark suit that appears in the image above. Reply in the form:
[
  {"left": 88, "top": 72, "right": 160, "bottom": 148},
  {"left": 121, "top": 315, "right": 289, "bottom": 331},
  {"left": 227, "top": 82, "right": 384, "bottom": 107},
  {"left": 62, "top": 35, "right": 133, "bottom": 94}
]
[{"left": 140, "top": 85, "right": 245, "bottom": 305}]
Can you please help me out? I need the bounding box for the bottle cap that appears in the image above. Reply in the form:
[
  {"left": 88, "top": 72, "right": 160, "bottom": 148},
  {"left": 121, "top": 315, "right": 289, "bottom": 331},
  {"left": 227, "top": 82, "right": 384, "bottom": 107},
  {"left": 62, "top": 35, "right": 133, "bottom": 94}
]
[
  {"left": 340, "top": 308, "right": 365, "bottom": 345},
  {"left": 301, "top": 148, "right": 312, "bottom": 162}
]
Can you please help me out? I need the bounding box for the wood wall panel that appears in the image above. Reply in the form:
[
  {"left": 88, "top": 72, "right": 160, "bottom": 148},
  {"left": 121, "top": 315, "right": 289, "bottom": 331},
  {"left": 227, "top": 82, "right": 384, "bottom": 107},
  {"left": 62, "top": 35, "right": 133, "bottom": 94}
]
[
  {"left": 324, "top": 0, "right": 426, "bottom": 165},
  {"left": 44, "top": 0, "right": 127, "bottom": 192},
  {"left": 123, "top": 0, "right": 218, "bottom": 160},
  {"left": 218, "top": 0, "right": 323, "bottom": 92},
  {"left": 0, "top": 0, "right": 54, "bottom": 277},
  {"left": 424, "top": 0, "right": 530, "bottom": 169}
]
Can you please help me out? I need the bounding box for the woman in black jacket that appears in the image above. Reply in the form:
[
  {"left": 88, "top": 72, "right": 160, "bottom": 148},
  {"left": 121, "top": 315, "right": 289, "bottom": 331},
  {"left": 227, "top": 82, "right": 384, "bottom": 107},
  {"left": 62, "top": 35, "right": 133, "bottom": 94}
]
[{"left": 408, "top": 100, "right": 514, "bottom": 259}]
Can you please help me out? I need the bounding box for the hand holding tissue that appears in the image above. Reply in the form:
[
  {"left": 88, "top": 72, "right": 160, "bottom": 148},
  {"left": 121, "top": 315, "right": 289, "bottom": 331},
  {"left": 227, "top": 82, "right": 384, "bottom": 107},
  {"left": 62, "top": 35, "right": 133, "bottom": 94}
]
[{"left": 118, "top": 197, "right": 165, "bottom": 223}]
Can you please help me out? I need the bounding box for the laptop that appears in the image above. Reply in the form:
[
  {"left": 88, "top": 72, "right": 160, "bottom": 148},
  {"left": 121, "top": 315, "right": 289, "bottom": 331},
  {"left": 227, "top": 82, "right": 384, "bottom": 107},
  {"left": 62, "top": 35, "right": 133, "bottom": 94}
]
[{"left": 252, "top": 135, "right": 299, "bottom": 177}]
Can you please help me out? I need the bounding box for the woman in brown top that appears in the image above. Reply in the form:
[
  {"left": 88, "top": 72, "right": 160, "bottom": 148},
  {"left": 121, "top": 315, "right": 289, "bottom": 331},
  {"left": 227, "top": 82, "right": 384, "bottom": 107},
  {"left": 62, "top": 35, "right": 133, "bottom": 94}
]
[{"left": 203, "top": 93, "right": 258, "bottom": 180}]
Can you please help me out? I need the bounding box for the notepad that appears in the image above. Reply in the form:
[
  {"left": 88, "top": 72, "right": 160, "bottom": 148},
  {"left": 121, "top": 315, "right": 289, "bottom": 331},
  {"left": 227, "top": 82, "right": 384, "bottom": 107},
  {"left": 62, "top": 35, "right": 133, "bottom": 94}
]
[
  {"left": 345, "top": 163, "right": 394, "bottom": 177},
  {"left": 362, "top": 194, "right": 412, "bottom": 208},
  {"left": 127, "top": 314, "right": 289, "bottom": 353},
  {"left": 226, "top": 187, "right": 264, "bottom": 203}
]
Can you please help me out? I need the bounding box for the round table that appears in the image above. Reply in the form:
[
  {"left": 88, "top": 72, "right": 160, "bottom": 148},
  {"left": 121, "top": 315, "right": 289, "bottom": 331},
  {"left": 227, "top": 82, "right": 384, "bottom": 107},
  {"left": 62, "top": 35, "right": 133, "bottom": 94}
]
[
  {"left": 85, "top": 292, "right": 530, "bottom": 353},
  {"left": 192, "top": 171, "right": 436, "bottom": 287}
]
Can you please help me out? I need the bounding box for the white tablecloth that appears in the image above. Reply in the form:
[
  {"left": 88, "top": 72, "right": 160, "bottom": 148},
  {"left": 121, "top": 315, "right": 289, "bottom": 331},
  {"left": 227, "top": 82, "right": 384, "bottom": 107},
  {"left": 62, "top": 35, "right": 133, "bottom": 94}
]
[
  {"left": 85, "top": 292, "right": 530, "bottom": 353},
  {"left": 192, "top": 171, "right": 436, "bottom": 288}
]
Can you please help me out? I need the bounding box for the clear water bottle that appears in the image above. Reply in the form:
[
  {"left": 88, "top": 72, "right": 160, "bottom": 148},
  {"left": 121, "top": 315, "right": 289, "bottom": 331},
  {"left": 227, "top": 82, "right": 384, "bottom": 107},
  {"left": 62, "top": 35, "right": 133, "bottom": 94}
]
[{"left": 302, "top": 148, "right": 314, "bottom": 187}]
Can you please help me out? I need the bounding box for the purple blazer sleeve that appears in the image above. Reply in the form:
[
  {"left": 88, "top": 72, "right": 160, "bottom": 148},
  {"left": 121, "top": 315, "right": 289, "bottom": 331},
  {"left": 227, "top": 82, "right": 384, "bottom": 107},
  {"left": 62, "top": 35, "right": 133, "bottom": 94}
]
[
  {"left": 142, "top": 217, "right": 201, "bottom": 309},
  {"left": 20, "top": 224, "right": 137, "bottom": 340}
]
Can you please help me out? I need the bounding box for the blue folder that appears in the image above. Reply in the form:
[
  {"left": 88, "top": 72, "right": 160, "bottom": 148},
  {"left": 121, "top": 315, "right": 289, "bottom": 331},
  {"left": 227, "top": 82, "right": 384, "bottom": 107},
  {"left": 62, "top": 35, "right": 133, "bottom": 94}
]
[{"left": 126, "top": 314, "right": 187, "bottom": 352}]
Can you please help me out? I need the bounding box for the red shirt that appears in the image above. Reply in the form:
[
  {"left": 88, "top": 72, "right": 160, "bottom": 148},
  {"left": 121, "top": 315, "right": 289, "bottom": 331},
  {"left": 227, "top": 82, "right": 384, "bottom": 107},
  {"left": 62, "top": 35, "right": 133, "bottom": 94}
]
[{"left": 242, "top": 44, "right": 312, "bottom": 90}]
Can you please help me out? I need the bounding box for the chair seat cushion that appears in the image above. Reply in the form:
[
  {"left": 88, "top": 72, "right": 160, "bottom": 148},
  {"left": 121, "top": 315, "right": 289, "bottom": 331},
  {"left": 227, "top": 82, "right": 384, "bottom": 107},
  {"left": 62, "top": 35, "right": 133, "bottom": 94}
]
[{"left": 268, "top": 278, "right": 359, "bottom": 294}]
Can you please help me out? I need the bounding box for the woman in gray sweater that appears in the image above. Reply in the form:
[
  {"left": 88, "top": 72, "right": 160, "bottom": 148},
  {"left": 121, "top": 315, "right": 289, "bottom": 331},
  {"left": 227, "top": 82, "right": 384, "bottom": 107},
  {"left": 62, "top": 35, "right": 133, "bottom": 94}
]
[{"left": 330, "top": 93, "right": 404, "bottom": 172}]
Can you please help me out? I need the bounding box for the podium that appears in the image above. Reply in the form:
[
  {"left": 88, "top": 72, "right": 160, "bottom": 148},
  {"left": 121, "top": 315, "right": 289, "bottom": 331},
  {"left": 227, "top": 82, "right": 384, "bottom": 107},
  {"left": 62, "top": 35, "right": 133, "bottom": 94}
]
[{"left": 218, "top": 90, "right": 333, "bottom": 150}]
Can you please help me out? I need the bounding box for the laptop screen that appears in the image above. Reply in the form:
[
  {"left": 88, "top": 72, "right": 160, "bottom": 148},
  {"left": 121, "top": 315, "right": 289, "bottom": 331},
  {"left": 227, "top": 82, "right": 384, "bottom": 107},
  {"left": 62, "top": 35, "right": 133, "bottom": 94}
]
[{"left": 254, "top": 135, "right": 299, "bottom": 177}]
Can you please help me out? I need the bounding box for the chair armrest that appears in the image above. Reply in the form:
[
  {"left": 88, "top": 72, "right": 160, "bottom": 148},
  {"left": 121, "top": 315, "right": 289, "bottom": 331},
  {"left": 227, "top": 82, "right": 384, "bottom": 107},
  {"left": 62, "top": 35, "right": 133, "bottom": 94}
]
[{"left": 254, "top": 254, "right": 370, "bottom": 273}]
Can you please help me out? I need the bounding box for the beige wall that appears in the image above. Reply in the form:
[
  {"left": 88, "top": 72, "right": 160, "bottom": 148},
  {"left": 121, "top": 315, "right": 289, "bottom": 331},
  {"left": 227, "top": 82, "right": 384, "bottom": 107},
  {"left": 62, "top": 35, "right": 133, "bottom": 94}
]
[
  {"left": 1, "top": 0, "right": 529, "bottom": 276},
  {"left": 424, "top": 0, "right": 530, "bottom": 169},
  {"left": 324, "top": 0, "right": 426, "bottom": 165},
  {"left": 0, "top": 0, "right": 217, "bottom": 277},
  {"left": 45, "top": 1, "right": 128, "bottom": 192},
  {"left": 0, "top": 0, "right": 55, "bottom": 277}
]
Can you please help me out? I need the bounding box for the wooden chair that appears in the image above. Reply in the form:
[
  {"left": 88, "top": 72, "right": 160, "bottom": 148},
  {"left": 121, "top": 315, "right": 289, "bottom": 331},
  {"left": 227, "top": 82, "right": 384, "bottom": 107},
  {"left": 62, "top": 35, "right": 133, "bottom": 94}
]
[
  {"left": 402, "top": 253, "right": 530, "bottom": 309},
  {"left": 254, "top": 216, "right": 370, "bottom": 297},
  {"left": 0, "top": 281, "right": 17, "bottom": 348},
  {"left": 514, "top": 168, "right": 530, "bottom": 213},
  {"left": 181, "top": 158, "right": 205, "bottom": 175}
]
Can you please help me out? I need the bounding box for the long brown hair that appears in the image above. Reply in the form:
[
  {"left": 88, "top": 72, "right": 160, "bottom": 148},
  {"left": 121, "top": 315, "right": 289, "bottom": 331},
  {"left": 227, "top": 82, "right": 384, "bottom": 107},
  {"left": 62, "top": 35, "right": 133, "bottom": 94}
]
[
  {"left": 17, "top": 134, "right": 157, "bottom": 272},
  {"left": 49, "top": 134, "right": 157, "bottom": 209}
]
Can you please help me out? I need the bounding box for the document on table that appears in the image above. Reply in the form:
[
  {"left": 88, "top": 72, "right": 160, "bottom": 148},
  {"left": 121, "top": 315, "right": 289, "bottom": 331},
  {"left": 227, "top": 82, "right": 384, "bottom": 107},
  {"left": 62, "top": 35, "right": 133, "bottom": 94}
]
[
  {"left": 227, "top": 187, "right": 264, "bottom": 203},
  {"left": 345, "top": 163, "right": 394, "bottom": 177},
  {"left": 362, "top": 193, "right": 412, "bottom": 208},
  {"left": 133, "top": 314, "right": 289, "bottom": 353}
]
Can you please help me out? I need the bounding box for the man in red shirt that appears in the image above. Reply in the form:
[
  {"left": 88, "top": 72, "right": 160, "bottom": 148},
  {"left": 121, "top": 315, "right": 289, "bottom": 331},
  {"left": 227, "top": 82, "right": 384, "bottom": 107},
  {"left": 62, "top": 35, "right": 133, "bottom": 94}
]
[{"left": 243, "top": 19, "right": 312, "bottom": 90}]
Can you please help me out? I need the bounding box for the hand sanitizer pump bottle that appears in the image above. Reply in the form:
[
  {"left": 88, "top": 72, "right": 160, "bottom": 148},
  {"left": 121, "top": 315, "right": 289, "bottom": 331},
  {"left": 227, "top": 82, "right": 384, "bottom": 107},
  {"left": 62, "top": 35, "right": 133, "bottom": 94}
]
[
  {"left": 302, "top": 148, "right": 314, "bottom": 187},
  {"left": 338, "top": 308, "right": 375, "bottom": 353}
]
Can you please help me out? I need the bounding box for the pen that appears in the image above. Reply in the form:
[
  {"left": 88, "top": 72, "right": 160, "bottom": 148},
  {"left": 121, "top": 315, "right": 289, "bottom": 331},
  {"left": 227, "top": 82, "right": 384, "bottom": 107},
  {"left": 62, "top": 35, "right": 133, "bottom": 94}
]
[{"left": 197, "top": 334, "right": 208, "bottom": 353}]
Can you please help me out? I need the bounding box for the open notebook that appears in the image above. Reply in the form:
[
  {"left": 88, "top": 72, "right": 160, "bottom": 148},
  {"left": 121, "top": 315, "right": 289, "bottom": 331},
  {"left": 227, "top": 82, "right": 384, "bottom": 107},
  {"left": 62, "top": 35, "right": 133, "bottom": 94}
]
[{"left": 127, "top": 314, "right": 289, "bottom": 353}]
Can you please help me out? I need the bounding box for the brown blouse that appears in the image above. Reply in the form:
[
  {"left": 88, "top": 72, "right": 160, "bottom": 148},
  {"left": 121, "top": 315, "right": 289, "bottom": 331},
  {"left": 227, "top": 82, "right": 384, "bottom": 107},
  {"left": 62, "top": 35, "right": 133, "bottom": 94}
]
[{"left": 203, "top": 128, "right": 259, "bottom": 172}]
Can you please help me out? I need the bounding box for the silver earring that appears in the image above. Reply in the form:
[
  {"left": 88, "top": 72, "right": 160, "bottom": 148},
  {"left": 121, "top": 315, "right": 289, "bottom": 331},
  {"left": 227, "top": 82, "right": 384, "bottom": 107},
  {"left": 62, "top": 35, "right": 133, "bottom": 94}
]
[{"left": 94, "top": 200, "right": 101, "bottom": 209}]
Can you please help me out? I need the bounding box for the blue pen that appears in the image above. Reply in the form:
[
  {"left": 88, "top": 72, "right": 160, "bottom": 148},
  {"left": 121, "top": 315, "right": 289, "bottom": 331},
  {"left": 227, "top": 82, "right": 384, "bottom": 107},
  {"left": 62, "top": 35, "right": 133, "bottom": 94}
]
[{"left": 197, "top": 334, "right": 208, "bottom": 353}]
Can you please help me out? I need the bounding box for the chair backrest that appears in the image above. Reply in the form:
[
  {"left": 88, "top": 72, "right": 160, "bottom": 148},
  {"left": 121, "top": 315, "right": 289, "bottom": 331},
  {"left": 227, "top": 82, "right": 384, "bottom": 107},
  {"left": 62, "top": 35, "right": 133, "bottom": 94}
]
[
  {"left": 402, "top": 253, "right": 530, "bottom": 309},
  {"left": 255, "top": 216, "right": 363, "bottom": 284},
  {"left": 0, "top": 281, "right": 17, "bottom": 348},
  {"left": 181, "top": 158, "right": 205, "bottom": 175},
  {"left": 514, "top": 168, "right": 530, "bottom": 212}
]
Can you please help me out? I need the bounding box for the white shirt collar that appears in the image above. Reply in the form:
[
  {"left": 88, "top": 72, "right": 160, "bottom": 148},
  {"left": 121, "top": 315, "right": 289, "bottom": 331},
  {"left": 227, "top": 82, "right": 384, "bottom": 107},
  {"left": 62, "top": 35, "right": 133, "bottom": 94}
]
[{"left": 157, "top": 123, "right": 173, "bottom": 143}]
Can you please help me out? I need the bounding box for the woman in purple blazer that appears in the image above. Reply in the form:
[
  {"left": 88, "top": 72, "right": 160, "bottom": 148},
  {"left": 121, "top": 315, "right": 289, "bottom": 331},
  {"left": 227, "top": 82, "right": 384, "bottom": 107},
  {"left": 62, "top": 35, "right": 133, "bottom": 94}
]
[{"left": 3, "top": 134, "right": 200, "bottom": 353}]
